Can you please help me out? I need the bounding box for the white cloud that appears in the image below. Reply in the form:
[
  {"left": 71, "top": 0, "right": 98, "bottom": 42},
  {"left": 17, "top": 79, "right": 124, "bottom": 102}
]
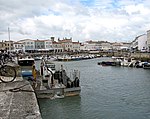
[
  {"left": 124, "top": 4, "right": 150, "bottom": 15},
  {"left": 0, "top": 0, "right": 150, "bottom": 42}
]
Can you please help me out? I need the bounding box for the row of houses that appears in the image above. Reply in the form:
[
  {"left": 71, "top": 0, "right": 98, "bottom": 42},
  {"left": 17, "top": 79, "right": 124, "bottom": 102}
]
[
  {"left": 0, "top": 37, "right": 81, "bottom": 53},
  {"left": 0, "top": 37, "right": 132, "bottom": 53},
  {"left": 81, "top": 41, "right": 130, "bottom": 52},
  {"left": 0, "top": 38, "right": 131, "bottom": 53},
  {"left": 1, "top": 32, "right": 150, "bottom": 53}
]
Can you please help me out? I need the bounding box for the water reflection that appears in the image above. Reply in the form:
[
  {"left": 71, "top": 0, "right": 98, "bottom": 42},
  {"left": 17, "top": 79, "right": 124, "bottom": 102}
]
[{"left": 38, "top": 96, "right": 81, "bottom": 119}]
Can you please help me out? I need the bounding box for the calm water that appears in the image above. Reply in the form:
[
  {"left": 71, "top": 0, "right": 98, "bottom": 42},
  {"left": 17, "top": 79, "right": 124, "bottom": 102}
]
[{"left": 37, "top": 57, "right": 150, "bottom": 119}]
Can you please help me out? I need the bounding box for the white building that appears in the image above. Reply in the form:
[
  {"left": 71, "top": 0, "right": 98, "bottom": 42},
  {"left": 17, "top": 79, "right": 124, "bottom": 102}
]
[
  {"left": 101, "top": 42, "right": 112, "bottom": 51},
  {"left": 147, "top": 30, "right": 150, "bottom": 51},
  {"left": 18, "top": 39, "right": 35, "bottom": 52},
  {"left": 84, "top": 41, "right": 101, "bottom": 51},
  {"left": 112, "top": 42, "right": 123, "bottom": 51},
  {"left": 44, "top": 40, "right": 53, "bottom": 50},
  {"left": 111, "top": 42, "right": 130, "bottom": 51},
  {"left": 13, "top": 42, "right": 25, "bottom": 52},
  {"left": 137, "top": 34, "right": 147, "bottom": 51},
  {"left": 121, "top": 42, "right": 131, "bottom": 50},
  {"left": 72, "top": 42, "right": 80, "bottom": 52},
  {"left": 80, "top": 43, "right": 87, "bottom": 51},
  {"left": 81, "top": 41, "right": 112, "bottom": 51},
  {"left": 131, "top": 34, "right": 148, "bottom": 52}
]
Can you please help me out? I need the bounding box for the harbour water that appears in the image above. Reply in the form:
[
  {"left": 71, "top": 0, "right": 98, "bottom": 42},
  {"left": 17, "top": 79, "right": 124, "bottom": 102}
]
[{"left": 37, "top": 57, "right": 150, "bottom": 119}]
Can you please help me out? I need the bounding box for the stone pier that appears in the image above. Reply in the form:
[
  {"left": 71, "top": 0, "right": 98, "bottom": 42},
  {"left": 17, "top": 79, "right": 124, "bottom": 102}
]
[{"left": 0, "top": 77, "right": 42, "bottom": 119}]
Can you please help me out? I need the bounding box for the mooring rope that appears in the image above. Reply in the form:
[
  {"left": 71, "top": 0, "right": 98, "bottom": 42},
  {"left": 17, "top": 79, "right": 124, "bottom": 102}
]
[{"left": 0, "top": 83, "right": 34, "bottom": 93}]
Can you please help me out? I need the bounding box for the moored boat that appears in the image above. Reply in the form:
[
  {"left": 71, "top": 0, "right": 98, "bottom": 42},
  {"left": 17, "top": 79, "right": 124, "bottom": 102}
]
[
  {"left": 35, "top": 59, "right": 81, "bottom": 99},
  {"left": 98, "top": 61, "right": 121, "bottom": 66},
  {"left": 18, "top": 57, "right": 35, "bottom": 79},
  {"left": 143, "top": 62, "right": 150, "bottom": 69},
  {"left": 34, "top": 56, "right": 43, "bottom": 61}
]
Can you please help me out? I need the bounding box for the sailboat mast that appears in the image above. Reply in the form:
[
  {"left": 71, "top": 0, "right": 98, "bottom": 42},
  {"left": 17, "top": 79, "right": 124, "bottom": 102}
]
[{"left": 8, "top": 27, "right": 10, "bottom": 51}]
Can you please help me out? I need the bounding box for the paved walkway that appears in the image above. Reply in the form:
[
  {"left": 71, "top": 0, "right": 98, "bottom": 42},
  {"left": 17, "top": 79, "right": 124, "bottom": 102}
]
[{"left": 0, "top": 77, "right": 42, "bottom": 119}]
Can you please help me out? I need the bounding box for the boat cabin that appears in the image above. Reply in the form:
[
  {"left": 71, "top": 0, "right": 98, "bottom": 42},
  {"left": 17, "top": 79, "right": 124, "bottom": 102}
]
[
  {"left": 18, "top": 57, "right": 35, "bottom": 79},
  {"left": 18, "top": 57, "right": 35, "bottom": 66}
]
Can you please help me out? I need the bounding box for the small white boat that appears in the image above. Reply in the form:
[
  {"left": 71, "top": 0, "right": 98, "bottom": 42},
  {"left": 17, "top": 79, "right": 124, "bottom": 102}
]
[{"left": 34, "top": 56, "right": 43, "bottom": 61}]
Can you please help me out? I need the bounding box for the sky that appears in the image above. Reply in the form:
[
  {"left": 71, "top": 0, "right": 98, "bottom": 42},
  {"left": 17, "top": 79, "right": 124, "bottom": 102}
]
[{"left": 0, "top": 0, "right": 150, "bottom": 42}]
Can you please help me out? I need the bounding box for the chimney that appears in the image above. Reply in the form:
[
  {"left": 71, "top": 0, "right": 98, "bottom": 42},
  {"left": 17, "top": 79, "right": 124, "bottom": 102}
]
[{"left": 51, "top": 37, "right": 55, "bottom": 41}]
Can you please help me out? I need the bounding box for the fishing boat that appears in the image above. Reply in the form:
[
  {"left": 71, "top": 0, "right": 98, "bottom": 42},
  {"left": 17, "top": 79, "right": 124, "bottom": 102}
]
[{"left": 35, "top": 60, "right": 81, "bottom": 99}]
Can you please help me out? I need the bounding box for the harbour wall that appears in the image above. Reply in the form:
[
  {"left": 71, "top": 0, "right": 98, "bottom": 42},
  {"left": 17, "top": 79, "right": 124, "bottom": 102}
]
[
  {"left": 0, "top": 78, "right": 42, "bottom": 119},
  {"left": 130, "top": 53, "right": 150, "bottom": 58},
  {"left": 0, "top": 64, "right": 42, "bottom": 119}
]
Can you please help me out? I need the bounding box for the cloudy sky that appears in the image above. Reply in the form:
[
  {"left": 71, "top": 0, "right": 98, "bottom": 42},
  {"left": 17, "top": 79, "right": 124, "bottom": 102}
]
[{"left": 0, "top": 0, "right": 150, "bottom": 42}]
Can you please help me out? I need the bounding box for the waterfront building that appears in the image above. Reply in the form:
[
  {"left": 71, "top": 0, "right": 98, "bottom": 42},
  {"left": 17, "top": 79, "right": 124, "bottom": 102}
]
[
  {"left": 72, "top": 42, "right": 80, "bottom": 52},
  {"left": 13, "top": 42, "right": 25, "bottom": 52},
  {"left": 100, "top": 42, "right": 112, "bottom": 51},
  {"left": 83, "top": 41, "right": 93, "bottom": 51},
  {"left": 18, "top": 39, "right": 35, "bottom": 53},
  {"left": 111, "top": 42, "right": 130, "bottom": 51},
  {"left": 131, "top": 34, "right": 148, "bottom": 52},
  {"left": 0, "top": 40, "right": 14, "bottom": 51},
  {"left": 112, "top": 42, "right": 123, "bottom": 51},
  {"left": 35, "top": 39, "right": 45, "bottom": 51},
  {"left": 57, "top": 37, "right": 81, "bottom": 52},
  {"left": 18, "top": 39, "right": 54, "bottom": 53},
  {"left": 80, "top": 43, "right": 87, "bottom": 52},
  {"left": 147, "top": 30, "right": 150, "bottom": 52},
  {"left": 44, "top": 40, "right": 53, "bottom": 50},
  {"left": 58, "top": 38, "right": 73, "bottom": 52},
  {"left": 137, "top": 34, "right": 147, "bottom": 52},
  {"left": 81, "top": 40, "right": 113, "bottom": 52},
  {"left": 84, "top": 41, "right": 101, "bottom": 51},
  {"left": 121, "top": 42, "right": 131, "bottom": 50},
  {"left": 52, "top": 41, "right": 63, "bottom": 53},
  {"left": 131, "top": 37, "right": 138, "bottom": 51}
]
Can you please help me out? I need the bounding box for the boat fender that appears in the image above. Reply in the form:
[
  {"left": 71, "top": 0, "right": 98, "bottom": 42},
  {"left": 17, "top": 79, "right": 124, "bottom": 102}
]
[
  {"left": 74, "top": 77, "right": 80, "bottom": 87},
  {"left": 40, "top": 64, "right": 43, "bottom": 76}
]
